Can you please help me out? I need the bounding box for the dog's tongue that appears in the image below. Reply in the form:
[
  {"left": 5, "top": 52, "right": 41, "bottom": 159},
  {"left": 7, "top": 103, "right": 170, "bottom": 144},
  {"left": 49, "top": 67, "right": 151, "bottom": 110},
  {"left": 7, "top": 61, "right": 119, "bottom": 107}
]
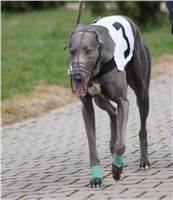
[{"left": 73, "top": 81, "right": 87, "bottom": 97}]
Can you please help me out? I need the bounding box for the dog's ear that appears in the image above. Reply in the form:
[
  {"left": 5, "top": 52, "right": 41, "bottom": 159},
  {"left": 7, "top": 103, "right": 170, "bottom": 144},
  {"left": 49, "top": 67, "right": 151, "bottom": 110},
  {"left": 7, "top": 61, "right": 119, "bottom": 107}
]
[
  {"left": 90, "top": 30, "right": 103, "bottom": 55},
  {"left": 91, "top": 30, "right": 103, "bottom": 45},
  {"left": 69, "top": 25, "right": 84, "bottom": 38}
]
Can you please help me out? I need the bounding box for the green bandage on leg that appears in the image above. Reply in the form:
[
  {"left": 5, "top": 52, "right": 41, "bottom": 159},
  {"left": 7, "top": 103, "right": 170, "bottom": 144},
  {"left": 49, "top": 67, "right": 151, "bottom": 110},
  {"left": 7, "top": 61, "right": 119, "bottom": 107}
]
[
  {"left": 91, "top": 165, "right": 103, "bottom": 179},
  {"left": 113, "top": 154, "right": 123, "bottom": 168}
]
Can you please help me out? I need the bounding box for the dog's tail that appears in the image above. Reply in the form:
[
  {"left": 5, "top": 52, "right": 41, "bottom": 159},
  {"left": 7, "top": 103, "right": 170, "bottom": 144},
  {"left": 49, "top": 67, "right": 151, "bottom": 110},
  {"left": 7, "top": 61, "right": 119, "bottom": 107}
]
[{"left": 73, "top": 1, "right": 83, "bottom": 30}]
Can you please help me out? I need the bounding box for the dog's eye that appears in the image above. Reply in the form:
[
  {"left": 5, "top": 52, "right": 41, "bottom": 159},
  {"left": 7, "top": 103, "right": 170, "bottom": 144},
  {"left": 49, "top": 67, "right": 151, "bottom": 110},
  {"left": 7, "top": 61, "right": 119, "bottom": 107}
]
[
  {"left": 85, "top": 49, "right": 93, "bottom": 55},
  {"left": 70, "top": 49, "right": 76, "bottom": 56}
]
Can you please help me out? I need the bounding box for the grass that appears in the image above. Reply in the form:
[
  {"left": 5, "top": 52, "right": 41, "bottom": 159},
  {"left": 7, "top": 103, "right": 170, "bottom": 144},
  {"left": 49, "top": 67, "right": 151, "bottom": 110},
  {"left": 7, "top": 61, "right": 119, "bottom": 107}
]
[
  {"left": 2, "top": 8, "right": 173, "bottom": 100},
  {"left": 141, "top": 22, "right": 173, "bottom": 57}
]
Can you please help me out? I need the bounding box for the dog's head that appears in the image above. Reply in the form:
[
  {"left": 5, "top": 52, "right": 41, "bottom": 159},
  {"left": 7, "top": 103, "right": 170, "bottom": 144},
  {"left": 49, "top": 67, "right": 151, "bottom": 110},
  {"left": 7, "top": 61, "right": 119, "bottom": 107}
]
[{"left": 68, "top": 26, "right": 103, "bottom": 97}]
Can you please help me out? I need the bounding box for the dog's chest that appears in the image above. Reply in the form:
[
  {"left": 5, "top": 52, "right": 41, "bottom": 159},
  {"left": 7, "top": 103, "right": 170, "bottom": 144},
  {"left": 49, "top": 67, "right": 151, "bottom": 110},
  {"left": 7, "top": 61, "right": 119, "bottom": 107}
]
[
  {"left": 87, "top": 81, "right": 113, "bottom": 97},
  {"left": 88, "top": 82, "right": 101, "bottom": 96}
]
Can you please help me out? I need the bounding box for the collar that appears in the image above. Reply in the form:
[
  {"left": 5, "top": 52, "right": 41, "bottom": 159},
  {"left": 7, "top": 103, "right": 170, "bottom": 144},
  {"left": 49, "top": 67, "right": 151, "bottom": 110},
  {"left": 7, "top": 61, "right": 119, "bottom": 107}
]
[
  {"left": 87, "top": 57, "right": 117, "bottom": 88},
  {"left": 94, "top": 57, "right": 117, "bottom": 79}
]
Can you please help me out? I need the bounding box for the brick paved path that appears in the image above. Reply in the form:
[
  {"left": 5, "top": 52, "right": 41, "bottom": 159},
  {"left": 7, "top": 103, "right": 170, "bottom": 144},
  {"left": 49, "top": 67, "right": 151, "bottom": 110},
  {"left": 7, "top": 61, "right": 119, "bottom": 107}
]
[{"left": 2, "top": 73, "right": 173, "bottom": 200}]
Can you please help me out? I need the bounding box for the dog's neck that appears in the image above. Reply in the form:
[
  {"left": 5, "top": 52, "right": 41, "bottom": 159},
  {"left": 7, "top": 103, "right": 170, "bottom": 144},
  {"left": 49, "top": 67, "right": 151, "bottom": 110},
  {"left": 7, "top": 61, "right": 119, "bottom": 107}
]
[
  {"left": 94, "top": 57, "right": 117, "bottom": 79},
  {"left": 87, "top": 57, "right": 117, "bottom": 96}
]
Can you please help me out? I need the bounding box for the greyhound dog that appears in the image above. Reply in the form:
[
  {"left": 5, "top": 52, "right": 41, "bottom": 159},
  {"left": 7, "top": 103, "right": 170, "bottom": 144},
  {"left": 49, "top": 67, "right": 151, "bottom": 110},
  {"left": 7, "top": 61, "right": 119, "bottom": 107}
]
[{"left": 68, "top": 3, "right": 151, "bottom": 188}]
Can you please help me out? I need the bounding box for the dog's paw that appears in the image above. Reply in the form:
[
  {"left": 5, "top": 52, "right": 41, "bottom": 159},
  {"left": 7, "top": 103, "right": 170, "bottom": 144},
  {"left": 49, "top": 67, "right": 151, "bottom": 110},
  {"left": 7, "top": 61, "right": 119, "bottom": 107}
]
[
  {"left": 89, "top": 178, "right": 103, "bottom": 189},
  {"left": 112, "top": 163, "right": 123, "bottom": 181},
  {"left": 140, "top": 160, "right": 150, "bottom": 170}
]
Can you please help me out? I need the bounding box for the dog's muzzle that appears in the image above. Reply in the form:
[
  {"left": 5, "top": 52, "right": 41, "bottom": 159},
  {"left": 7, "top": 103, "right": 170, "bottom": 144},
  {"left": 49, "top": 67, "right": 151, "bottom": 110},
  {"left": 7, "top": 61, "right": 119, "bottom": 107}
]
[
  {"left": 69, "top": 64, "right": 88, "bottom": 97},
  {"left": 71, "top": 75, "right": 88, "bottom": 97},
  {"left": 71, "top": 73, "right": 82, "bottom": 82}
]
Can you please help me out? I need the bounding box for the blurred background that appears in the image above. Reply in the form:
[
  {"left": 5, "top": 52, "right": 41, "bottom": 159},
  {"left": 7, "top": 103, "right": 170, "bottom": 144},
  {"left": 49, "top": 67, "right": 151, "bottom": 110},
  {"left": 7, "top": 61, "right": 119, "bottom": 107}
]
[{"left": 1, "top": 1, "right": 173, "bottom": 125}]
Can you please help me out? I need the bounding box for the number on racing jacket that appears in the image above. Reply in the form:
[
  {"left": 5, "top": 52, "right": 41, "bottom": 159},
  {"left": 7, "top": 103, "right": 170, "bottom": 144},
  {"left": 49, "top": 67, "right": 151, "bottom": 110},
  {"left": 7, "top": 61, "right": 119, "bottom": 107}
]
[{"left": 112, "top": 22, "right": 130, "bottom": 59}]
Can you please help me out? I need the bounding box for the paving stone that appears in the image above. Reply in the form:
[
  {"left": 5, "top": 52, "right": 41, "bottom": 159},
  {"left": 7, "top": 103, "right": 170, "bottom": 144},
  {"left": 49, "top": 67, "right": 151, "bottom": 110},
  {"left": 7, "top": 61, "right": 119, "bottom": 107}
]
[{"left": 1, "top": 73, "right": 173, "bottom": 200}]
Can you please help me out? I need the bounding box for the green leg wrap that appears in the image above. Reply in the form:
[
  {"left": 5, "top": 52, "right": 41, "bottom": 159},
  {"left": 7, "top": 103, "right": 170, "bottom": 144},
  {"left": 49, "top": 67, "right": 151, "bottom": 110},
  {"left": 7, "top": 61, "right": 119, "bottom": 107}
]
[
  {"left": 91, "top": 165, "right": 103, "bottom": 179},
  {"left": 113, "top": 154, "right": 123, "bottom": 168}
]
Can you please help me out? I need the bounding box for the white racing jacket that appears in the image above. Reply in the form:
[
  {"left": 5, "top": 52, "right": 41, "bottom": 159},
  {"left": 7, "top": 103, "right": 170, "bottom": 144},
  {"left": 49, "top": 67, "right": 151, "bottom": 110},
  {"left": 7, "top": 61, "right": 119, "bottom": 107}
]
[{"left": 93, "top": 16, "right": 134, "bottom": 71}]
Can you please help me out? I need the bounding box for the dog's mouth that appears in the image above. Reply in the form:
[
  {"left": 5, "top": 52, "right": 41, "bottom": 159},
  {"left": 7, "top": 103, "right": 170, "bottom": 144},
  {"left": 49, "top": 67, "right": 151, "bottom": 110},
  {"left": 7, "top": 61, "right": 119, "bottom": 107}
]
[
  {"left": 72, "top": 80, "right": 88, "bottom": 97},
  {"left": 69, "top": 63, "right": 90, "bottom": 97}
]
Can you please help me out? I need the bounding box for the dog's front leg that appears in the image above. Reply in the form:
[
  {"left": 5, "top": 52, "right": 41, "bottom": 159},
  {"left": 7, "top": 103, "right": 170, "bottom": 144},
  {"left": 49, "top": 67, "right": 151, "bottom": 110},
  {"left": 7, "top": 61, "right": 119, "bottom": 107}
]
[
  {"left": 81, "top": 96, "right": 103, "bottom": 188},
  {"left": 112, "top": 98, "right": 129, "bottom": 180}
]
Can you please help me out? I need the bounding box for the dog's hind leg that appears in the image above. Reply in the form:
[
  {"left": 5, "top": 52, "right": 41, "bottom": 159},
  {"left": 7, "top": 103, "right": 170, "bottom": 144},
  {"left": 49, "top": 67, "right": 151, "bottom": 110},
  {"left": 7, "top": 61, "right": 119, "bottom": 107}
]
[
  {"left": 128, "top": 78, "right": 150, "bottom": 169},
  {"left": 127, "top": 41, "right": 151, "bottom": 170},
  {"left": 137, "top": 44, "right": 151, "bottom": 170},
  {"left": 81, "top": 96, "right": 103, "bottom": 188},
  {"left": 136, "top": 83, "right": 150, "bottom": 169},
  {"left": 94, "top": 96, "right": 117, "bottom": 155}
]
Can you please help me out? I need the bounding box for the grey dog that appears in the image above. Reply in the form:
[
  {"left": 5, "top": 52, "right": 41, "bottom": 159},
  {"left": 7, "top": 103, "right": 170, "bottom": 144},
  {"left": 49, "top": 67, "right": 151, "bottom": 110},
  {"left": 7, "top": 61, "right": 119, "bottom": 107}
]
[{"left": 68, "top": 13, "right": 151, "bottom": 188}]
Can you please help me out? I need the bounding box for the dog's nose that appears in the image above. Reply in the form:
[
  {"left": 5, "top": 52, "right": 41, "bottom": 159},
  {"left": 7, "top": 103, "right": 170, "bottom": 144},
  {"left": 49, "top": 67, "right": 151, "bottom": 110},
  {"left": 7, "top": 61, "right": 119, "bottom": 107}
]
[{"left": 72, "top": 73, "right": 81, "bottom": 82}]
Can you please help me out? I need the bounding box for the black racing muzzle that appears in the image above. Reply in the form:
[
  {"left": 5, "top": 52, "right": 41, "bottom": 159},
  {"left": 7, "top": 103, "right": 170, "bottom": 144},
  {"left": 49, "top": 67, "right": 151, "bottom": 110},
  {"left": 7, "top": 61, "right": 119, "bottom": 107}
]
[{"left": 69, "top": 64, "right": 88, "bottom": 97}]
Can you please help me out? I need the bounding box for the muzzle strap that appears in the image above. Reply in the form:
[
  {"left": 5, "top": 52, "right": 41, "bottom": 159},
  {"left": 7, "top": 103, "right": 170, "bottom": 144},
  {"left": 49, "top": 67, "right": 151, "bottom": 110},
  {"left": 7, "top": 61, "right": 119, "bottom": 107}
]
[{"left": 68, "top": 63, "right": 73, "bottom": 75}]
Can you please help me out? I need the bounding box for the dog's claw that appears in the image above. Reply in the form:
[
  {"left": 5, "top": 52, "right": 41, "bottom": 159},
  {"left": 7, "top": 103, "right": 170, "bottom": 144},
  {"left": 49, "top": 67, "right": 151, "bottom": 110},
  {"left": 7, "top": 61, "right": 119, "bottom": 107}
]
[
  {"left": 141, "top": 165, "right": 150, "bottom": 170},
  {"left": 140, "top": 161, "right": 150, "bottom": 170},
  {"left": 112, "top": 163, "right": 123, "bottom": 181},
  {"left": 90, "top": 178, "right": 103, "bottom": 189},
  {"left": 144, "top": 165, "right": 149, "bottom": 170}
]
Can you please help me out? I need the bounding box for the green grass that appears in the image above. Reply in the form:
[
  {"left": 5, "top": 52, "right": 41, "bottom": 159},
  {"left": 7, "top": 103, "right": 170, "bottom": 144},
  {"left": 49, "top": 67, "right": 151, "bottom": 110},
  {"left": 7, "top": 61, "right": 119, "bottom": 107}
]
[
  {"left": 2, "top": 8, "right": 173, "bottom": 100},
  {"left": 141, "top": 21, "right": 173, "bottom": 57},
  {"left": 2, "top": 8, "right": 93, "bottom": 99}
]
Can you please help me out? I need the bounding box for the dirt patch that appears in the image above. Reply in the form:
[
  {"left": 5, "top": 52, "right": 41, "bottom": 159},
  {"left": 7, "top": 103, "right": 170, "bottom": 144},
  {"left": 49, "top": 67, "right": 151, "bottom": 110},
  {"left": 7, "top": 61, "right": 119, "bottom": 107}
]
[
  {"left": 151, "top": 54, "right": 173, "bottom": 77},
  {"left": 1, "top": 85, "right": 77, "bottom": 126},
  {"left": 1, "top": 54, "right": 173, "bottom": 126}
]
